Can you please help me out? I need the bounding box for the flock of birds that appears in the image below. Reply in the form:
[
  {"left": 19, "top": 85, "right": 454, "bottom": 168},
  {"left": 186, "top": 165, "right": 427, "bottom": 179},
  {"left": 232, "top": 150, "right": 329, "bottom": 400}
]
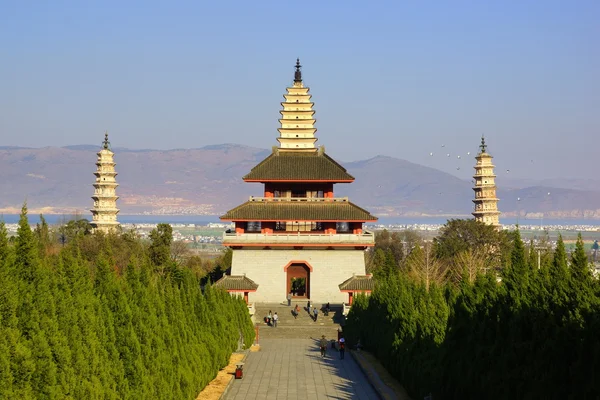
[
  {"left": 428, "top": 143, "right": 472, "bottom": 171},
  {"left": 427, "top": 143, "right": 551, "bottom": 204}
]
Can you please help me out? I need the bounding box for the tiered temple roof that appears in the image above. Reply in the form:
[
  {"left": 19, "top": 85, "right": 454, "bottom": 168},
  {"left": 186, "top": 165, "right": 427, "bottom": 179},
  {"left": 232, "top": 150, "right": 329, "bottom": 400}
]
[
  {"left": 220, "top": 59, "right": 378, "bottom": 225},
  {"left": 220, "top": 198, "right": 377, "bottom": 222},
  {"left": 243, "top": 151, "right": 354, "bottom": 182}
]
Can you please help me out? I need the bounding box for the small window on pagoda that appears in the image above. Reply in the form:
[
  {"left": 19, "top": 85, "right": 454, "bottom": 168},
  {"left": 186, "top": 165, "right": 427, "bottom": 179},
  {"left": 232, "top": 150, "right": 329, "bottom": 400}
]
[
  {"left": 336, "top": 222, "right": 350, "bottom": 232},
  {"left": 246, "top": 221, "right": 261, "bottom": 232}
]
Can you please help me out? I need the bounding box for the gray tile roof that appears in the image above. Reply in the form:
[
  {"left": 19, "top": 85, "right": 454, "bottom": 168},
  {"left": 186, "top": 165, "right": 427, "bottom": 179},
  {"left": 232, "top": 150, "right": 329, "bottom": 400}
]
[
  {"left": 338, "top": 275, "right": 374, "bottom": 291},
  {"left": 214, "top": 275, "right": 259, "bottom": 291},
  {"left": 220, "top": 200, "right": 378, "bottom": 221},
  {"left": 243, "top": 152, "right": 354, "bottom": 181}
]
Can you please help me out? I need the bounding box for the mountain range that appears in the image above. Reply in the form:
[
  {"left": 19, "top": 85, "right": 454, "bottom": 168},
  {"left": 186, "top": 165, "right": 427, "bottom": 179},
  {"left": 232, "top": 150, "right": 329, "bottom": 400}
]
[{"left": 1, "top": 144, "right": 599, "bottom": 219}]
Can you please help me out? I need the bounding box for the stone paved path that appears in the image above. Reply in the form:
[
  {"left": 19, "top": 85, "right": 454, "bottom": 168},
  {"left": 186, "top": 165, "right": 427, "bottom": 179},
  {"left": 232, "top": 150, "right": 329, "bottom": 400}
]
[{"left": 224, "top": 339, "right": 379, "bottom": 400}]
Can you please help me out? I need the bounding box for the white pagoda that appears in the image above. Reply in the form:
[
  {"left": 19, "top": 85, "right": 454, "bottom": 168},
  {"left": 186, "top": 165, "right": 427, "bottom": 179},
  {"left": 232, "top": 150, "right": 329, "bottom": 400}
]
[
  {"left": 90, "top": 133, "right": 120, "bottom": 233},
  {"left": 472, "top": 136, "right": 501, "bottom": 227}
]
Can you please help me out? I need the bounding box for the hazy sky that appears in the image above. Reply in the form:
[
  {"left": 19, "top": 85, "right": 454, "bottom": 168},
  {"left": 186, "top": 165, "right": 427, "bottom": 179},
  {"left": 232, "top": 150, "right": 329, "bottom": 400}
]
[{"left": 1, "top": 1, "right": 598, "bottom": 180}]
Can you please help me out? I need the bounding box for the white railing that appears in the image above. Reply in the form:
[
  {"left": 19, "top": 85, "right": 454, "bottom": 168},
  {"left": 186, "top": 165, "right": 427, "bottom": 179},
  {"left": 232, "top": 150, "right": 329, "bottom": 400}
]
[
  {"left": 248, "top": 196, "right": 349, "bottom": 203},
  {"left": 223, "top": 231, "right": 375, "bottom": 245}
]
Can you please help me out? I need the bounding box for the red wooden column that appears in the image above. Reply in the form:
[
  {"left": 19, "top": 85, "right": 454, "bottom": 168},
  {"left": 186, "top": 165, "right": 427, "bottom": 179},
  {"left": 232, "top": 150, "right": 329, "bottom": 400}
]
[
  {"left": 348, "top": 292, "right": 354, "bottom": 305},
  {"left": 235, "top": 222, "right": 245, "bottom": 234}
]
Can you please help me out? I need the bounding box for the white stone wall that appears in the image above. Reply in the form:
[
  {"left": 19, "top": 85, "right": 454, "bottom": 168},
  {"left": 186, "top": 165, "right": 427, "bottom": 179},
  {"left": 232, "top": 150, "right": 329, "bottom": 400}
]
[{"left": 231, "top": 248, "right": 367, "bottom": 304}]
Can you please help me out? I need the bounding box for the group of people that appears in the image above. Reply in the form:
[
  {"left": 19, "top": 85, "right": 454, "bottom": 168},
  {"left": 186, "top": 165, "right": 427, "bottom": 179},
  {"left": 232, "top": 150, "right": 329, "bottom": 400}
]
[
  {"left": 319, "top": 334, "right": 346, "bottom": 359},
  {"left": 265, "top": 310, "right": 278, "bottom": 327}
]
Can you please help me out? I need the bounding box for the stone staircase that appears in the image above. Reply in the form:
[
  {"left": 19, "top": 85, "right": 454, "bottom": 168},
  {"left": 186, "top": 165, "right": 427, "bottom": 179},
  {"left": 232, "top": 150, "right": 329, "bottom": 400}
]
[{"left": 252, "top": 301, "right": 345, "bottom": 340}]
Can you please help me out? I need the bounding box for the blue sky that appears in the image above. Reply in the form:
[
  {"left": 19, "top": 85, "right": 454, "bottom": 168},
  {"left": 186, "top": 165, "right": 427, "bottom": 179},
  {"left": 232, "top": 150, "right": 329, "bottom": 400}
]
[{"left": 1, "top": 1, "right": 598, "bottom": 180}]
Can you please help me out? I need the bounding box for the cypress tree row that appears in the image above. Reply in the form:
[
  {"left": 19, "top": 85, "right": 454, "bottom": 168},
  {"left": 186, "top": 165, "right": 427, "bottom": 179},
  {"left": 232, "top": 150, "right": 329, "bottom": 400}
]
[
  {"left": 0, "top": 207, "right": 254, "bottom": 399},
  {"left": 346, "top": 227, "right": 600, "bottom": 399}
]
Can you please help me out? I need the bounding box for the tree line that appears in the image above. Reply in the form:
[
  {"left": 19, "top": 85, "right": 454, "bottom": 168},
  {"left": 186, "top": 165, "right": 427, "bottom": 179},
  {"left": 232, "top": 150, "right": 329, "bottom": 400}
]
[
  {"left": 348, "top": 219, "right": 600, "bottom": 399},
  {"left": 0, "top": 205, "right": 254, "bottom": 399}
]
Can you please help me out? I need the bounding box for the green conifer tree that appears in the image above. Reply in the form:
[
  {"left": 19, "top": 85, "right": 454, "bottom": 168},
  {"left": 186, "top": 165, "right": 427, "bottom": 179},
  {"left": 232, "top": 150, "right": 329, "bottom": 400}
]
[
  {"left": 15, "top": 203, "right": 39, "bottom": 283},
  {"left": 148, "top": 223, "right": 173, "bottom": 268},
  {"left": 0, "top": 221, "right": 9, "bottom": 263}
]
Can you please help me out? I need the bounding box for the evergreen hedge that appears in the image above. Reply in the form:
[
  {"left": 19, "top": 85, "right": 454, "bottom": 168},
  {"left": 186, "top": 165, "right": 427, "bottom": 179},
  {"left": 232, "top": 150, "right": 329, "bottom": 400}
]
[
  {"left": 0, "top": 207, "right": 254, "bottom": 399},
  {"left": 346, "top": 230, "right": 600, "bottom": 399}
]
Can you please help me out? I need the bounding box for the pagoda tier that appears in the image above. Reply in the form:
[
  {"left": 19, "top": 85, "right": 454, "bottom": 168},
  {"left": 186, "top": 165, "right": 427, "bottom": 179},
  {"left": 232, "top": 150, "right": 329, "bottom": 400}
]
[
  {"left": 472, "top": 136, "right": 500, "bottom": 227},
  {"left": 243, "top": 151, "right": 354, "bottom": 183},
  {"left": 221, "top": 197, "right": 376, "bottom": 223},
  {"left": 277, "top": 59, "right": 318, "bottom": 152},
  {"left": 90, "top": 133, "right": 120, "bottom": 233}
]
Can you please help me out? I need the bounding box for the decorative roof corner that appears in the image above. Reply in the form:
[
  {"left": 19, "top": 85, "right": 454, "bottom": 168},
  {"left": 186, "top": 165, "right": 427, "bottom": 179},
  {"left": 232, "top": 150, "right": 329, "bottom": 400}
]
[
  {"left": 339, "top": 275, "right": 374, "bottom": 291},
  {"left": 214, "top": 275, "right": 259, "bottom": 291}
]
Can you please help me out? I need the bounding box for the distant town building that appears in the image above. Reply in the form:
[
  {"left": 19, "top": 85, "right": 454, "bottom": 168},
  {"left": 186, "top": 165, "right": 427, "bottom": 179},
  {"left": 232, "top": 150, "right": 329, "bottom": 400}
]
[
  {"left": 217, "top": 59, "right": 377, "bottom": 304},
  {"left": 472, "top": 136, "right": 501, "bottom": 227},
  {"left": 90, "top": 133, "right": 120, "bottom": 233}
]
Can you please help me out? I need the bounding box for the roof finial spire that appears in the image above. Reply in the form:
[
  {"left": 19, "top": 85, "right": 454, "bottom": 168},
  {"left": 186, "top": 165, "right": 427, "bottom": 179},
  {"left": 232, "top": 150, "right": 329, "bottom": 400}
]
[
  {"left": 479, "top": 135, "right": 487, "bottom": 153},
  {"left": 103, "top": 131, "right": 110, "bottom": 150},
  {"left": 294, "top": 58, "right": 302, "bottom": 84}
]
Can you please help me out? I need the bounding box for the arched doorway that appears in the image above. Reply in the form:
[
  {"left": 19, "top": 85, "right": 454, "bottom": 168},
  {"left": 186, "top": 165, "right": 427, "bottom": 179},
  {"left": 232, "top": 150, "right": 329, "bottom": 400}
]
[{"left": 285, "top": 263, "right": 311, "bottom": 299}]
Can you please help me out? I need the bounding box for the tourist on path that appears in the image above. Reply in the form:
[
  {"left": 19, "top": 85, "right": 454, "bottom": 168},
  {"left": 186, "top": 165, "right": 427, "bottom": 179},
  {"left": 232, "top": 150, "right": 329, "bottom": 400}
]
[
  {"left": 293, "top": 304, "right": 300, "bottom": 319},
  {"left": 313, "top": 306, "right": 318, "bottom": 322},
  {"left": 307, "top": 299, "right": 311, "bottom": 312},
  {"left": 273, "top": 312, "right": 278, "bottom": 327},
  {"left": 287, "top": 292, "right": 292, "bottom": 306},
  {"left": 339, "top": 336, "right": 346, "bottom": 359},
  {"left": 319, "top": 335, "right": 328, "bottom": 358},
  {"left": 268, "top": 310, "right": 272, "bottom": 326}
]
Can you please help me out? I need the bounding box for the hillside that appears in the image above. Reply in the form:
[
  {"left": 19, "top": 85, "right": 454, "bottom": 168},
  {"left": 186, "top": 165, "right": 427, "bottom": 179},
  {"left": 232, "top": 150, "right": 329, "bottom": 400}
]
[{"left": 1, "top": 144, "right": 599, "bottom": 218}]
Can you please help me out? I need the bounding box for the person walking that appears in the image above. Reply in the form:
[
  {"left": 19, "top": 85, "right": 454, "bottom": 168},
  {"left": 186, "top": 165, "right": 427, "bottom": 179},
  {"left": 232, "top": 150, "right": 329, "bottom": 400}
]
[
  {"left": 313, "top": 306, "right": 318, "bottom": 322},
  {"left": 319, "top": 335, "right": 328, "bottom": 358},
  {"left": 339, "top": 336, "right": 346, "bottom": 359},
  {"left": 293, "top": 304, "right": 300, "bottom": 319},
  {"left": 273, "top": 312, "right": 279, "bottom": 327},
  {"left": 268, "top": 310, "right": 272, "bottom": 326},
  {"left": 287, "top": 292, "right": 292, "bottom": 306}
]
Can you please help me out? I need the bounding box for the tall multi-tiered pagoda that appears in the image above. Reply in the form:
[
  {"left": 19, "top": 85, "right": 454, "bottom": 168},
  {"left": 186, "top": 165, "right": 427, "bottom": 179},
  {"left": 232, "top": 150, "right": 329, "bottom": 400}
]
[
  {"left": 217, "top": 60, "right": 377, "bottom": 304},
  {"left": 90, "top": 133, "right": 120, "bottom": 233},
  {"left": 472, "top": 136, "right": 500, "bottom": 227}
]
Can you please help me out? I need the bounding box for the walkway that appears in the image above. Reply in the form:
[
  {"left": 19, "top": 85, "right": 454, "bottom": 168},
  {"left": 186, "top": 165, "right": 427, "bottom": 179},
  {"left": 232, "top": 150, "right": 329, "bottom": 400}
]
[{"left": 224, "top": 339, "right": 379, "bottom": 400}]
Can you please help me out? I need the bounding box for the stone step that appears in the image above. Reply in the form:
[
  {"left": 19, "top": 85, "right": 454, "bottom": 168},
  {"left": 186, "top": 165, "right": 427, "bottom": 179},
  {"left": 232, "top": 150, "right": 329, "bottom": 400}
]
[
  {"left": 253, "top": 307, "right": 343, "bottom": 326},
  {"left": 255, "top": 325, "right": 341, "bottom": 340},
  {"left": 252, "top": 302, "right": 345, "bottom": 340}
]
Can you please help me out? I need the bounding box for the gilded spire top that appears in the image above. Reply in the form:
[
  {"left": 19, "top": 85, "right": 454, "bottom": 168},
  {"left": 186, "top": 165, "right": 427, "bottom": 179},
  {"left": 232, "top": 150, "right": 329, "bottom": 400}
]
[
  {"left": 479, "top": 135, "right": 487, "bottom": 153},
  {"left": 294, "top": 58, "right": 302, "bottom": 84},
  {"left": 103, "top": 132, "right": 110, "bottom": 150}
]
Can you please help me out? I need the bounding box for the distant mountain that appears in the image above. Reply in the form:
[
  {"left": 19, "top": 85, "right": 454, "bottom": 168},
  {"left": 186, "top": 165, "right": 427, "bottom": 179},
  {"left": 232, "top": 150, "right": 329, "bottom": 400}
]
[{"left": 1, "top": 144, "right": 599, "bottom": 218}]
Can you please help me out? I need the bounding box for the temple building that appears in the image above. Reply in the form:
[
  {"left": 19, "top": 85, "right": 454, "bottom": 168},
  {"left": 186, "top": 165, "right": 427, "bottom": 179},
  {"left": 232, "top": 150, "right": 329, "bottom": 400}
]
[
  {"left": 217, "top": 60, "right": 377, "bottom": 304},
  {"left": 472, "top": 136, "right": 500, "bottom": 227},
  {"left": 90, "top": 133, "right": 120, "bottom": 233}
]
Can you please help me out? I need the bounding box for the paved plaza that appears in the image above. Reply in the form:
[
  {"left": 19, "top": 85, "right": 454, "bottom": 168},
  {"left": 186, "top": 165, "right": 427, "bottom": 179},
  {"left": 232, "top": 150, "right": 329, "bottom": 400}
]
[{"left": 225, "top": 339, "right": 379, "bottom": 400}]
